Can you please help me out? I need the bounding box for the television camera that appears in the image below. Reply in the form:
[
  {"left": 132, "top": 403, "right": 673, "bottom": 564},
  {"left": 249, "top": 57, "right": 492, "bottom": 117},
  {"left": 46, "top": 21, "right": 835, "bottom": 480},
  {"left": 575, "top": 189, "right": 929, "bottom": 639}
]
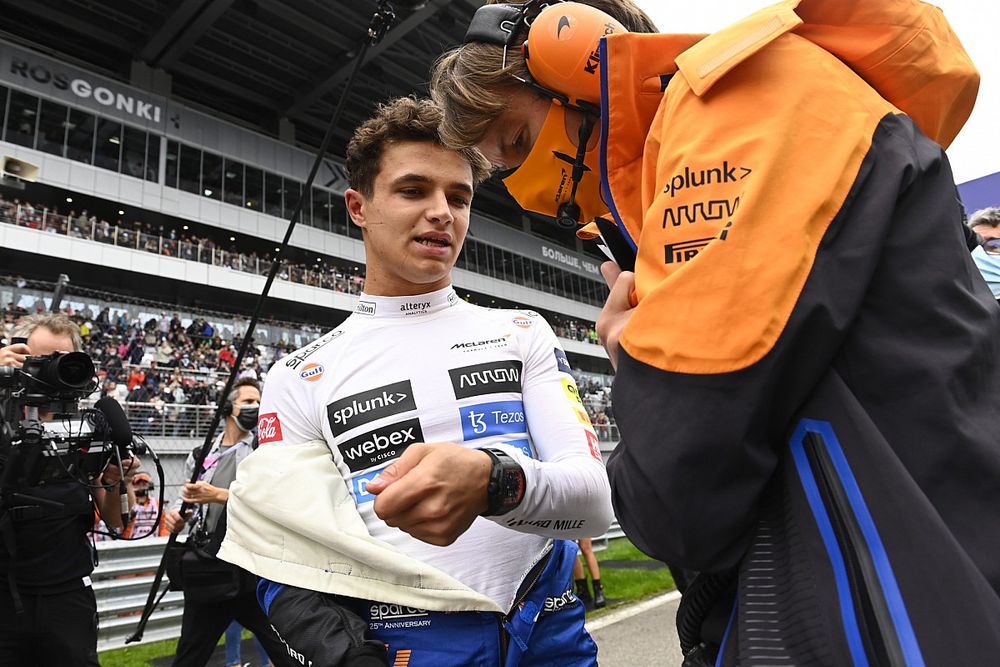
[{"left": 0, "top": 345, "right": 162, "bottom": 537}]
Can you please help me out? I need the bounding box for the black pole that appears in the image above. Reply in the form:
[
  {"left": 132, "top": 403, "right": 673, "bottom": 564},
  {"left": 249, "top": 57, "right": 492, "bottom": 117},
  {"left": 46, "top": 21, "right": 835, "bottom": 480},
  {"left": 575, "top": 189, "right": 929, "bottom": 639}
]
[{"left": 126, "top": 1, "right": 400, "bottom": 644}]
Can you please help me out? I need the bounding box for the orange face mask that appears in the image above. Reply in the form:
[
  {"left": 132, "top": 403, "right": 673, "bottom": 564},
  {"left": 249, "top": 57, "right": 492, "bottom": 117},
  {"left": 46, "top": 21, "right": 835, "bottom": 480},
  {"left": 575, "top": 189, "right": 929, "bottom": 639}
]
[{"left": 502, "top": 101, "right": 608, "bottom": 227}]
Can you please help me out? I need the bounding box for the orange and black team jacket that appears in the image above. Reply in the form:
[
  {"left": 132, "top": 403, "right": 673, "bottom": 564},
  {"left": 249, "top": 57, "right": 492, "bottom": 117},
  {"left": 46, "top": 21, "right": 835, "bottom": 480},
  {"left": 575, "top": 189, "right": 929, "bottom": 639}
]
[{"left": 599, "top": 0, "right": 1000, "bottom": 663}]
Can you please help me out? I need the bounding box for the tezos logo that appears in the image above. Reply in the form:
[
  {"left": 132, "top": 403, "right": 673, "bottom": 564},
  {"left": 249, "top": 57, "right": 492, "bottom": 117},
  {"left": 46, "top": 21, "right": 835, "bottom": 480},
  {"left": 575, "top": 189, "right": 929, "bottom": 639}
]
[
  {"left": 257, "top": 413, "right": 283, "bottom": 444},
  {"left": 299, "top": 363, "right": 324, "bottom": 382}
]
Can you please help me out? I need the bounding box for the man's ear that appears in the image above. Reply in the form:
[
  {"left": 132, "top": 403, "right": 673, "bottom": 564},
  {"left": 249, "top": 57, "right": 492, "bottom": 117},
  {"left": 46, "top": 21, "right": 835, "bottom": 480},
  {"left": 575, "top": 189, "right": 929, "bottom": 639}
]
[{"left": 345, "top": 189, "right": 366, "bottom": 230}]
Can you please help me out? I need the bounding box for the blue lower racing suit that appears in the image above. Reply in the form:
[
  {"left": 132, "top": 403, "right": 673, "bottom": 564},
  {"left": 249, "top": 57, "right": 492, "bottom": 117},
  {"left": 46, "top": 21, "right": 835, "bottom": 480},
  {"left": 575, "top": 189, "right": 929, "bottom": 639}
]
[{"left": 258, "top": 540, "right": 597, "bottom": 667}]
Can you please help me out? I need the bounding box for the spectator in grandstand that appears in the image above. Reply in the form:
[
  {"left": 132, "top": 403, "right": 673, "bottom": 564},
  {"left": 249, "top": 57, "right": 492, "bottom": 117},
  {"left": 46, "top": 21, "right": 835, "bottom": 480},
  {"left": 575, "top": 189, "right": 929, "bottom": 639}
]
[
  {"left": 219, "top": 97, "right": 611, "bottom": 666},
  {"left": 434, "top": 0, "right": 1000, "bottom": 662},
  {"left": 573, "top": 539, "right": 606, "bottom": 611},
  {"left": 162, "top": 376, "right": 289, "bottom": 667},
  {"left": 0, "top": 313, "right": 140, "bottom": 667}
]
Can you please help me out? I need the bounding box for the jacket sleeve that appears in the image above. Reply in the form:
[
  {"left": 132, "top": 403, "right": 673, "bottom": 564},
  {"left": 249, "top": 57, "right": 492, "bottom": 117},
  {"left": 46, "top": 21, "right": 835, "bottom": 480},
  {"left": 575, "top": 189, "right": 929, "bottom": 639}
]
[{"left": 607, "top": 32, "right": 957, "bottom": 571}]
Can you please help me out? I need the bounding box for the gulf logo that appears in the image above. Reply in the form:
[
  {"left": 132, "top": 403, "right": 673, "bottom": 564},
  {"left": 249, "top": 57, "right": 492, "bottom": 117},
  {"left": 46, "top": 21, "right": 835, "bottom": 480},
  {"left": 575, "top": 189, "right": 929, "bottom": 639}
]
[
  {"left": 299, "top": 362, "right": 325, "bottom": 382},
  {"left": 512, "top": 316, "right": 534, "bottom": 329}
]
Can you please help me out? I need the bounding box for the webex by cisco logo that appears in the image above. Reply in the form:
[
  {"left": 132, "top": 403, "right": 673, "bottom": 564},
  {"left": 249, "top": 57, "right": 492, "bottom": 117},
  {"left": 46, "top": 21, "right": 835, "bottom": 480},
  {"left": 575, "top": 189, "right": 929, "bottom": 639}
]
[
  {"left": 449, "top": 360, "right": 522, "bottom": 399},
  {"left": 337, "top": 418, "right": 423, "bottom": 473},
  {"left": 326, "top": 380, "right": 415, "bottom": 436}
]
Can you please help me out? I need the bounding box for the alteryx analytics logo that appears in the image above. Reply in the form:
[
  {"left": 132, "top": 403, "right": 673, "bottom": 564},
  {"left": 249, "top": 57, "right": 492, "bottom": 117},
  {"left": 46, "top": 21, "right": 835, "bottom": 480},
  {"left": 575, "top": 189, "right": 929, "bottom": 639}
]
[
  {"left": 461, "top": 400, "right": 526, "bottom": 441},
  {"left": 553, "top": 348, "right": 571, "bottom": 373},
  {"left": 327, "top": 380, "right": 415, "bottom": 437},
  {"left": 337, "top": 418, "right": 423, "bottom": 473},
  {"left": 449, "top": 360, "right": 522, "bottom": 399}
]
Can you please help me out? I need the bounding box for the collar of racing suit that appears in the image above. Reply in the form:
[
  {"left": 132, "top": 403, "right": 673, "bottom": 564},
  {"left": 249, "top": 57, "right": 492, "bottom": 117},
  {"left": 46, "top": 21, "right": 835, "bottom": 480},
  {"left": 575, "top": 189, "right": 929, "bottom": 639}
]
[{"left": 353, "top": 285, "right": 460, "bottom": 320}]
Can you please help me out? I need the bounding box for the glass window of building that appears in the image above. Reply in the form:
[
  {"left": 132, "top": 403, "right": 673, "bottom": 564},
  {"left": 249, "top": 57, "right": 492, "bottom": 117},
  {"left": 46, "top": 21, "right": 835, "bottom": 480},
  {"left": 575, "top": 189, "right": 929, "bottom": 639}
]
[
  {"left": 178, "top": 144, "right": 201, "bottom": 194},
  {"left": 165, "top": 141, "right": 179, "bottom": 188},
  {"left": 36, "top": 99, "right": 67, "bottom": 157},
  {"left": 121, "top": 125, "right": 146, "bottom": 179},
  {"left": 94, "top": 117, "right": 122, "bottom": 171},
  {"left": 330, "top": 197, "right": 349, "bottom": 236},
  {"left": 65, "top": 108, "right": 95, "bottom": 163},
  {"left": 145, "top": 134, "right": 160, "bottom": 183},
  {"left": 245, "top": 166, "right": 262, "bottom": 210},
  {"left": 285, "top": 179, "right": 303, "bottom": 221},
  {"left": 264, "top": 171, "right": 282, "bottom": 217},
  {"left": 5, "top": 90, "right": 38, "bottom": 148},
  {"left": 223, "top": 159, "right": 244, "bottom": 206},
  {"left": 201, "top": 152, "right": 222, "bottom": 199},
  {"left": 311, "top": 187, "right": 330, "bottom": 231},
  {"left": 0, "top": 86, "right": 8, "bottom": 131}
]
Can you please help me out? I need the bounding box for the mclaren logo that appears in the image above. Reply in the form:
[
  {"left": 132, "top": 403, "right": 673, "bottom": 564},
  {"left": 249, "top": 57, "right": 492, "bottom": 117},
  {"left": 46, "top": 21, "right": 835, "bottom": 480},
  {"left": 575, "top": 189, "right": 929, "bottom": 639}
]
[{"left": 557, "top": 15, "right": 573, "bottom": 40}]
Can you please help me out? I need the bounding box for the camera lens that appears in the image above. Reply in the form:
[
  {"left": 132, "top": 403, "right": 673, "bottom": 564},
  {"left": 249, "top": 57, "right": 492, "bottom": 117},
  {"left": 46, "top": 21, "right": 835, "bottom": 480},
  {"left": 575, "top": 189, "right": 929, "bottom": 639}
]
[{"left": 51, "top": 352, "right": 95, "bottom": 390}]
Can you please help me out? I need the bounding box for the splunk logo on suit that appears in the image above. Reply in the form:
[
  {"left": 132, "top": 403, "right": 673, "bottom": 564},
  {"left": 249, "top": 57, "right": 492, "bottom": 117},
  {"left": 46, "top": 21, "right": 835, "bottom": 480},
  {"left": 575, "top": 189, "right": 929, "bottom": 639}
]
[
  {"left": 449, "top": 360, "right": 523, "bottom": 399},
  {"left": 337, "top": 418, "right": 423, "bottom": 473},
  {"left": 327, "top": 380, "right": 416, "bottom": 436}
]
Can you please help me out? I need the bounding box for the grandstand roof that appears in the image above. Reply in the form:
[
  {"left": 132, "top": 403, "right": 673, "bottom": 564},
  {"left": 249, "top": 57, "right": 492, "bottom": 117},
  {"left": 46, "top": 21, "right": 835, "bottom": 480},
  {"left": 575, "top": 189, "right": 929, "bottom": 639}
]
[
  {"left": 0, "top": 0, "right": 592, "bottom": 251},
  {"left": 0, "top": 0, "right": 481, "bottom": 152}
]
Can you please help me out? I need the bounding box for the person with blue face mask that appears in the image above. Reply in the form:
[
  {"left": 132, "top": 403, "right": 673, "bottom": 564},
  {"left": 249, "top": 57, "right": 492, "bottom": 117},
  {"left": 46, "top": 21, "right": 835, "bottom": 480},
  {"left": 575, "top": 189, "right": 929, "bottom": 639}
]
[{"left": 969, "top": 207, "right": 1000, "bottom": 301}]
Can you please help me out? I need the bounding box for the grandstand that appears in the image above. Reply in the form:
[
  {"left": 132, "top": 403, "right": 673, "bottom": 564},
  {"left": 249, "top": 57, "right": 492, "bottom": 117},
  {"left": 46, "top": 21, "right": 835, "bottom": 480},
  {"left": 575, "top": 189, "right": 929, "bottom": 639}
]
[{"left": 0, "top": 8, "right": 618, "bottom": 505}]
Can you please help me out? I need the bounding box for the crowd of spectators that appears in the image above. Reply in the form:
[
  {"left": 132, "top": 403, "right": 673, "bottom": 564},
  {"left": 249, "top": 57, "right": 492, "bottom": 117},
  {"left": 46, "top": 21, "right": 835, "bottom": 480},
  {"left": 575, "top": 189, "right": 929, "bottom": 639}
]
[
  {"left": 0, "top": 194, "right": 603, "bottom": 345},
  {"left": 0, "top": 195, "right": 368, "bottom": 295}
]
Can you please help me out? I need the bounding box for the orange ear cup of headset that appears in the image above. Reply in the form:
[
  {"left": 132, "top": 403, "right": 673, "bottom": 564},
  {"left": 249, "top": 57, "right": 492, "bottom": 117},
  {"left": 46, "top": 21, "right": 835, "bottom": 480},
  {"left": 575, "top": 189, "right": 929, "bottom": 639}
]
[{"left": 523, "top": 2, "right": 626, "bottom": 106}]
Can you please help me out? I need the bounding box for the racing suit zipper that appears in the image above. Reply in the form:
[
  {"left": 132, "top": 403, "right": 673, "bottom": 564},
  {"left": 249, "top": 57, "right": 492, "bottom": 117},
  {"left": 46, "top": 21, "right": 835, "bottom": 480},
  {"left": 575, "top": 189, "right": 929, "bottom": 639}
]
[
  {"left": 497, "top": 546, "right": 552, "bottom": 665},
  {"left": 803, "top": 431, "right": 906, "bottom": 667}
]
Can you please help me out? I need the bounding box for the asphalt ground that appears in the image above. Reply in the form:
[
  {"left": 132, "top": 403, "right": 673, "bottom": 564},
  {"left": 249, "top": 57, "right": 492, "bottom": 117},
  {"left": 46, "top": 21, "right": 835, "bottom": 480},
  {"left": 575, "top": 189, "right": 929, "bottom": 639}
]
[{"left": 589, "top": 592, "right": 684, "bottom": 666}]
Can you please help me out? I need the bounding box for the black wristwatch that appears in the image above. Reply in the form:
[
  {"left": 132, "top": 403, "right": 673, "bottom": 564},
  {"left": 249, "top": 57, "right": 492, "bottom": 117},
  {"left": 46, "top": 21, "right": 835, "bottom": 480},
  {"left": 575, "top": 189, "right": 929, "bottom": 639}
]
[{"left": 481, "top": 448, "right": 526, "bottom": 516}]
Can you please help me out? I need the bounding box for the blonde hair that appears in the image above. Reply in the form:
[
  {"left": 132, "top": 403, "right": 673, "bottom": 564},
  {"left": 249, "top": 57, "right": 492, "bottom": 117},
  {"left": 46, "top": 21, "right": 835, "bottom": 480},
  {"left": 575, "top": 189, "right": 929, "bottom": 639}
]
[
  {"left": 430, "top": 0, "right": 658, "bottom": 150},
  {"left": 346, "top": 96, "right": 491, "bottom": 197},
  {"left": 12, "top": 312, "right": 83, "bottom": 351}
]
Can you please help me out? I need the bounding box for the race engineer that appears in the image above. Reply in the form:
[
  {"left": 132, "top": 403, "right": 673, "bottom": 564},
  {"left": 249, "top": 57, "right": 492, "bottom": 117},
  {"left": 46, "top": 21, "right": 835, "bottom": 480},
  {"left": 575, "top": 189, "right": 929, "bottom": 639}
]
[
  {"left": 218, "top": 96, "right": 613, "bottom": 667},
  {"left": 431, "top": 0, "right": 1000, "bottom": 664}
]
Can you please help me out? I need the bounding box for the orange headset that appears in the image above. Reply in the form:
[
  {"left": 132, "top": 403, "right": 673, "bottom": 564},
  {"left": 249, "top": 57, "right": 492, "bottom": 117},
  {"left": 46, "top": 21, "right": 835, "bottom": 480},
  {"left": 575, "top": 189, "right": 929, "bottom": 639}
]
[
  {"left": 464, "top": 2, "right": 626, "bottom": 228},
  {"left": 464, "top": 1, "right": 625, "bottom": 112}
]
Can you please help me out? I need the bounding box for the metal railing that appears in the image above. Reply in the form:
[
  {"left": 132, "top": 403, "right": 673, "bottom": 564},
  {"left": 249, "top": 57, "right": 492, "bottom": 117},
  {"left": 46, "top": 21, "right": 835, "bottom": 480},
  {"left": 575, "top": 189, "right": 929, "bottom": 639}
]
[
  {"left": 94, "top": 521, "right": 624, "bottom": 652},
  {"left": 82, "top": 400, "right": 218, "bottom": 440},
  {"left": 94, "top": 536, "right": 184, "bottom": 652}
]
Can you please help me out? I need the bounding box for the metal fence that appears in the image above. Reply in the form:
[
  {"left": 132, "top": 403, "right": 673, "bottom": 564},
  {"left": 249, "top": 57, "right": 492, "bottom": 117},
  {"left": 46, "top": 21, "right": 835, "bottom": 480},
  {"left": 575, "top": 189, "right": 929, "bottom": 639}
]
[{"left": 94, "top": 522, "right": 623, "bottom": 653}]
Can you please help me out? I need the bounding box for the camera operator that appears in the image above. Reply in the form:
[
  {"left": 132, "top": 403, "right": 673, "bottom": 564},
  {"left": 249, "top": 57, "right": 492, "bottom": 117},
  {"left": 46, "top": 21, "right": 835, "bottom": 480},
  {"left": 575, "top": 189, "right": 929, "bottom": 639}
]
[
  {"left": 0, "top": 313, "right": 140, "bottom": 667},
  {"left": 163, "top": 377, "right": 287, "bottom": 667}
]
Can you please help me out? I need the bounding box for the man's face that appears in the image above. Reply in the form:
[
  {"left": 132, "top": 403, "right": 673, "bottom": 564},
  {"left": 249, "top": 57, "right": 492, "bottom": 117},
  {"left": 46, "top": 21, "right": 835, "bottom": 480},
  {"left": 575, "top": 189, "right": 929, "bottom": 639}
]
[
  {"left": 26, "top": 327, "right": 75, "bottom": 356},
  {"left": 972, "top": 223, "right": 1000, "bottom": 242},
  {"left": 346, "top": 140, "right": 474, "bottom": 296},
  {"left": 231, "top": 384, "right": 261, "bottom": 418}
]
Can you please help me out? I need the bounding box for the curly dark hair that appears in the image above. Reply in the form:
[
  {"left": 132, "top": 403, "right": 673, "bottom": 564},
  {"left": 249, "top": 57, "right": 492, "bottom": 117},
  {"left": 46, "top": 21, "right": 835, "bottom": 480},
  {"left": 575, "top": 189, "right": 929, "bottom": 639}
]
[{"left": 345, "top": 96, "right": 492, "bottom": 198}]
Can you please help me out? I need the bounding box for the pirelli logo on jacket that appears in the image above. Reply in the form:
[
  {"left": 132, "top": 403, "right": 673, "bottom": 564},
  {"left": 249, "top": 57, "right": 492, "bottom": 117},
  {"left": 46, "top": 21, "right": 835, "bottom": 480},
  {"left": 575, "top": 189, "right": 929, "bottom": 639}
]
[
  {"left": 449, "top": 360, "right": 522, "bottom": 399},
  {"left": 327, "top": 380, "right": 416, "bottom": 437}
]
